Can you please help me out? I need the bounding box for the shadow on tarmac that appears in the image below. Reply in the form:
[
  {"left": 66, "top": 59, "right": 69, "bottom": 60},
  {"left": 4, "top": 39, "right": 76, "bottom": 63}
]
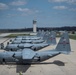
[
  {"left": 31, "top": 60, "right": 65, "bottom": 66},
  {"left": 0, "top": 60, "right": 65, "bottom": 73},
  {"left": 16, "top": 64, "right": 31, "bottom": 73}
]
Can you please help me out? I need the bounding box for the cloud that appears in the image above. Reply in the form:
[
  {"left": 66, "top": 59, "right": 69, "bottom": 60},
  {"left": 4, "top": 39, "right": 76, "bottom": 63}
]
[
  {"left": 0, "top": 3, "right": 9, "bottom": 10},
  {"left": 69, "top": 8, "right": 76, "bottom": 11},
  {"left": 18, "top": 8, "right": 30, "bottom": 12},
  {"left": 53, "top": 6, "right": 68, "bottom": 10},
  {"left": 10, "top": 0, "right": 27, "bottom": 6},
  {"left": 48, "top": 0, "right": 66, "bottom": 3},
  {"left": 7, "top": 14, "right": 18, "bottom": 17},
  {"left": 48, "top": 0, "right": 76, "bottom": 4},
  {"left": 53, "top": 5, "right": 76, "bottom": 11},
  {"left": 17, "top": 8, "right": 39, "bottom": 15},
  {"left": 68, "top": 0, "right": 76, "bottom": 4}
]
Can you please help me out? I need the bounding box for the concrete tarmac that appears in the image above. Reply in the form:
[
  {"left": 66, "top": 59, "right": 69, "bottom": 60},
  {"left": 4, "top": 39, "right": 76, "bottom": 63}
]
[{"left": 0, "top": 38, "right": 76, "bottom": 75}]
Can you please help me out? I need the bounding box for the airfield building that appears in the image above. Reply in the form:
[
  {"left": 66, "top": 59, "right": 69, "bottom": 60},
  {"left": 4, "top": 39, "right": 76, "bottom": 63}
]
[{"left": 33, "top": 20, "right": 37, "bottom": 33}]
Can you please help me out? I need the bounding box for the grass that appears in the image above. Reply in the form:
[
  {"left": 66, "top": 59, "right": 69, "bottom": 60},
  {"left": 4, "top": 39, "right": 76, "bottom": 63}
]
[
  {"left": 69, "top": 34, "right": 76, "bottom": 40},
  {"left": 5, "top": 34, "right": 30, "bottom": 38},
  {"left": 5, "top": 33, "right": 76, "bottom": 40},
  {"left": 56, "top": 34, "right": 76, "bottom": 40}
]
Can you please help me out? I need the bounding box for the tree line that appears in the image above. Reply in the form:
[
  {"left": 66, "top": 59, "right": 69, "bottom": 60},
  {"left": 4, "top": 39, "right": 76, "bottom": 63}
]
[{"left": 0, "top": 26, "right": 76, "bottom": 33}]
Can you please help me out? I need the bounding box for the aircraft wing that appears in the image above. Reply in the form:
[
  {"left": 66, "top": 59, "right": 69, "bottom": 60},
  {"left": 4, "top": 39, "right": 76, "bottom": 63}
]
[
  {"left": 22, "top": 49, "right": 35, "bottom": 60},
  {"left": 24, "top": 43, "right": 32, "bottom": 48}
]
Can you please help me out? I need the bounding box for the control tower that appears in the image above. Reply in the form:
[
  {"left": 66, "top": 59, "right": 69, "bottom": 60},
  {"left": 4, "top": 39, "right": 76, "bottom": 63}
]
[{"left": 33, "top": 20, "right": 37, "bottom": 33}]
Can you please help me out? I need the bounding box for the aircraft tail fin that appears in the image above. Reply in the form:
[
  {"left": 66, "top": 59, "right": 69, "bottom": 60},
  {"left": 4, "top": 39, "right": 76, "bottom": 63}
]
[
  {"left": 55, "top": 32, "right": 71, "bottom": 54},
  {"left": 46, "top": 31, "right": 56, "bottom": 45},
  {"left": 43, "top": 31, "right": 49, "bottom": 41},
  {"left": 37, "top": 30, "right": 41, "bottom": 37},
  {"left": 41, "top": 30, "right": 45, "bottom": 37},
  {"left": 37, "top": 30, "right": 45, "bottom": 37}
]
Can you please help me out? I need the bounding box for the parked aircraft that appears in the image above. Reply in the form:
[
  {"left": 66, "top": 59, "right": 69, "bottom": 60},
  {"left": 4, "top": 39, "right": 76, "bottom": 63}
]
[
  {"left": 44, "top": 31, "right": 56, "bottom": 44},
  {"left": 0, "top": 32, "right": 71, "bottom": 64},
  {"left": 5, "top": 32, "right": 56, "bottom": 51},
  {"left": 15, "top": 36, "right": 41, "bottom": 40},
  {"left": 11, "top": 31, "right": 54, "bottom": 44},
  {"left": 14, "top": 30, "right": 45, "bottom": 41},
  {"left": 36, "top": 30, "right": 42, "bottom": 37},
  {"left": 11, "top": 39, "right": 45, "bottom": 44},
  {"left": 4, "top": 31, "right": 56, "bottom": 51}
]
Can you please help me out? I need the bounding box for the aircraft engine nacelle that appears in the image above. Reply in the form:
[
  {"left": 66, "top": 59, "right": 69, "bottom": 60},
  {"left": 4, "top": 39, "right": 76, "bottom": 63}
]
[
  {"left": 35, "top": 53, "right": 50, "bottom": 62},
  {"left": 31, "top": 46, "right": 41, "bottom": 51},
  {"left": 35, "top": 46, "right": 42, "bottom": 50},
  {"left": 31, "top": 46, "right": 38, "bottom": 51}
]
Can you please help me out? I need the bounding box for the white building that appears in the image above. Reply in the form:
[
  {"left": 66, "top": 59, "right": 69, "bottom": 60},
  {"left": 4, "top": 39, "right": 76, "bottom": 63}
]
[{"left": 33, "top": 20, "right": 37, "bottom": 33}]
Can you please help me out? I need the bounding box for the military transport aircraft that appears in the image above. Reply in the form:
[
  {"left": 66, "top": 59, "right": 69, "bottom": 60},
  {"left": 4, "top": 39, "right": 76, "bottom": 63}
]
[
  {"left": 11, "top": 31, "right": 54, "bottom": 44},
  {"left": 5, "top": 31, "right": 56, "bottom": 51},
  {"left": 11, "top": 39, "right": 44, "bottom": 44},
  {"left": 9, "top": 30, "right": 46, "bottom": 44},
  {"left": 14, "top": 30, "right": 45, "bottom": 40},
  {"left": 0, "top": 32, "right": 71, "bottom": 64}
]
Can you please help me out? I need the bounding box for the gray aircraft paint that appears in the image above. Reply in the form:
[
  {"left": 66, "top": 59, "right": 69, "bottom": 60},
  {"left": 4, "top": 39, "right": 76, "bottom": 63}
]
[{"left": 0, "top": 32, "right": 71, "bottom": 64}]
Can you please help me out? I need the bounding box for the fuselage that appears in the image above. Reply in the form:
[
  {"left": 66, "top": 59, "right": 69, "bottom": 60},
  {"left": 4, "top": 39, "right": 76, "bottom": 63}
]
[
  {"left": 0, "top": 50, "right": 60, "bottom": 64},
  {"left": 12, "top": 39, "right": 44, "bottom": 44},
  {"left": 5, "top": 43, "right": 49, "bottom": 51},
  {"left": 15, "top": 37, "right": 41, "bottom": 40}
]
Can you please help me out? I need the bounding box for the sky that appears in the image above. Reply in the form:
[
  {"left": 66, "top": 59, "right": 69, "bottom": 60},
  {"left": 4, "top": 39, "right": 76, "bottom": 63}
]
[{"left": 0, "top": 0, "right": 76, "bottom": 29}]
